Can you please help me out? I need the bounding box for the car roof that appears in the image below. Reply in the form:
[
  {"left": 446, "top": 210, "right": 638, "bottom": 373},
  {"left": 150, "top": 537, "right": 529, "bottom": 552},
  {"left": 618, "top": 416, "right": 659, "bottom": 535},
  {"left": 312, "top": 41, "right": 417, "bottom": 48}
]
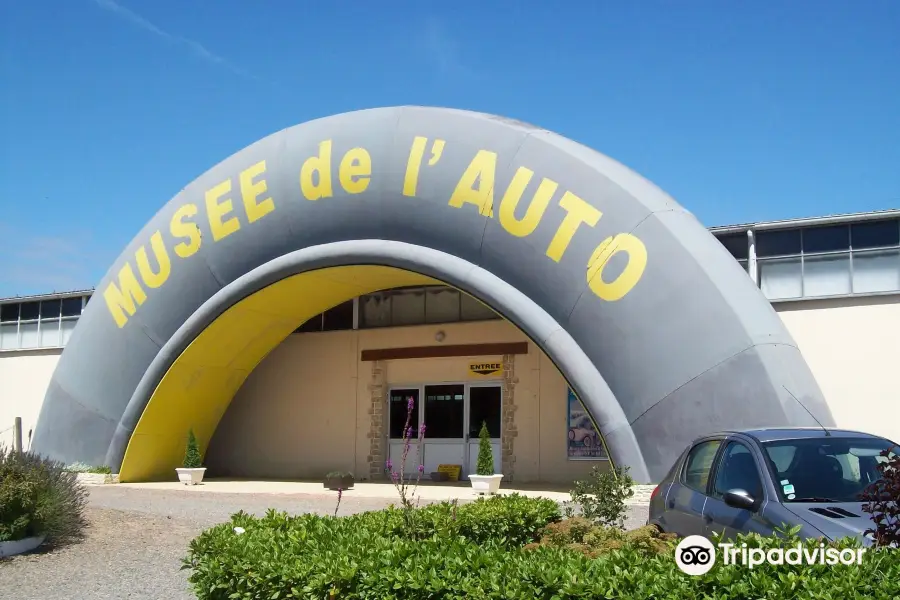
[{"left": 716, "top": 427, "right": 891, "bottom": 443}]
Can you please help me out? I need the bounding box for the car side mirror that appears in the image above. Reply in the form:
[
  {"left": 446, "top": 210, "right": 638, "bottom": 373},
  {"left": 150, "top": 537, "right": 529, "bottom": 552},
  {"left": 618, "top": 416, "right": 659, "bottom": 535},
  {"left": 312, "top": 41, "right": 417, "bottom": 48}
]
[{"left": 723, "top": 488, "right": 757, "bottom": 511}]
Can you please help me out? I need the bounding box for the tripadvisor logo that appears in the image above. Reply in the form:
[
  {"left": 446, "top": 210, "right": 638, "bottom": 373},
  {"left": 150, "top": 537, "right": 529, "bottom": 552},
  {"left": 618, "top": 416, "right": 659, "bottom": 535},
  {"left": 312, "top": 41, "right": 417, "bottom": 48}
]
[
  {"left": 674, "top": 535, "right": 866, "bottom": 576},
  {"left": 675, "top": 536, "right": 717, "bottom": 575}
]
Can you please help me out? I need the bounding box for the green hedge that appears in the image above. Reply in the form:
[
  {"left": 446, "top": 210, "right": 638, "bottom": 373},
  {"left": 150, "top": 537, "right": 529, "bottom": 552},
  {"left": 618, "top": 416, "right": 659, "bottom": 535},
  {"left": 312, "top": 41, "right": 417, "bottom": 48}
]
[
  {"left": 346, "top": 493, "right": 560, "bottom": 548},
  {"left": 184, "top": 495, "right": 900, "bottom": 600}
]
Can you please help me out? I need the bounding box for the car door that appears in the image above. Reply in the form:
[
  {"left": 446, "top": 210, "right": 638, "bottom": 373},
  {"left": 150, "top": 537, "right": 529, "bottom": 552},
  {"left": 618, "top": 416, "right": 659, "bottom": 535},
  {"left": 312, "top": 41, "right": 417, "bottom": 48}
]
[
  {"left": 662, "top": 438, "right": 723, "bottom": 537},
  {"left": 703, "top": 439, "right": 776, "bottom": 541}
]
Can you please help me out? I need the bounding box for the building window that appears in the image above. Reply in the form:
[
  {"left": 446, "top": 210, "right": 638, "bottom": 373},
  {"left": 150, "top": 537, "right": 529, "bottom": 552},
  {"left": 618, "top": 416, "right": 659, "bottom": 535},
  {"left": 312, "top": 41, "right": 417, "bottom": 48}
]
[
  {"left": 0, "top": 303, "right": 21, "bottom": 350},
  {"left": 359, "top": 286, "right": 500, "bottom": 329},
  {"left": 853, "top": 249, "right": 900, "bottom": 293},
  {"left": 714, "top": 231, "right": 750, "bottom": 272},
  {"left": 0, "top": 294, "right": 89, "bottom": 351},
  {"left": 802, "top": 253, "right": 851, "bottom": 296},
  {"left": 294, "top": 314, "right": 324, "bottom": 333},
  {"left": 425, "top": 288, "right": 461, "bottom": 323},
  {"left": 391, "top": 288, "right": 426, "bottom": 326},
  {"left": 360, "top": 294, "right": 391, "bottom": 329},
  {"left": 851, "top": 220, "right": 900, "bottom": 293},
  {"left": 292, "top": 300, "right": 354, "bottom": 334},
  {"left": 852, "top": 219, "right": 900, "bottom": 249},
  {"left": 757, "top": 228, "right": 802, "bottom": 257},
  {"left": 423, "top": 384, "right": 465, "bottom": 439},
  {"left": 759, "top": 257, "right": 803, "bottom": 299},
  {"left": 322, "top": 301, "right": 354, "bottom": 331},
  {"left": 469, "top": 385, "right": 502, "bottom": 439},
  {"left": 389, "top": 388, "right": 421, "bottom": 439},
  {"left": 756, "top": 218, "right": 900, "bottom": 300},
  {"left": 460, "top": 293, "right": 499, "bottom": 321}
]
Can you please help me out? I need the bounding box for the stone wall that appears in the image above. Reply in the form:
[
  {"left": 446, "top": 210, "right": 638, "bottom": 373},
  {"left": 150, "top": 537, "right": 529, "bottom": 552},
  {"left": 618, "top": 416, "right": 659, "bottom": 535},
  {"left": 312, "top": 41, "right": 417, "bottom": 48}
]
[
  {"left": 500, "top": 353, "right": 517, "bottom": 481},
  {"left": 366, "top": 360, "right": 387, "bottom": 481}
]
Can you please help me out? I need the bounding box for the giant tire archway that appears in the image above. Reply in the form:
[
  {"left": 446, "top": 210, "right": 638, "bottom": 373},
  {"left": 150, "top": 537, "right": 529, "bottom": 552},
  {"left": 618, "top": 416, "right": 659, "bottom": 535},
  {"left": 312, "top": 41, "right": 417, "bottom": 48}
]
[{"left": 31, "top": 106, "right": 834, "bottom": 483}]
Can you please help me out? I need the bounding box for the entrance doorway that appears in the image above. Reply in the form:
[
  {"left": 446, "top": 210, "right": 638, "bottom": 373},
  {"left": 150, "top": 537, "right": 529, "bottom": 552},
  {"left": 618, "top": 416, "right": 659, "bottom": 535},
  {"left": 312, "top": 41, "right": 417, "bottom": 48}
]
[{"left": 388, "top": 382, "right": 502, "bottom": 479}]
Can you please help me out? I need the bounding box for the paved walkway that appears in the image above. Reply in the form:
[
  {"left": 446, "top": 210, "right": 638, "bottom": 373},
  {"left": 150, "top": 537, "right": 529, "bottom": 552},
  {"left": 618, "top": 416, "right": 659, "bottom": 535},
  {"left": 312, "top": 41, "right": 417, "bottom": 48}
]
[
  {"left": 117, "top": 478, "right": 657, "bottom": 505},
  {"left": 0, "top": 484, "right": 651, "bottom": 600}
]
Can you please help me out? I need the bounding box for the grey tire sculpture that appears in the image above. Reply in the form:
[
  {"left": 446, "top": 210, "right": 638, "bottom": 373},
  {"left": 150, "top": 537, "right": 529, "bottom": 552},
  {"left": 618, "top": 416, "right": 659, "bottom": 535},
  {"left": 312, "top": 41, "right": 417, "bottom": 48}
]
[{"left": 30, "top": 106, "right": 834, "bottom": 483}]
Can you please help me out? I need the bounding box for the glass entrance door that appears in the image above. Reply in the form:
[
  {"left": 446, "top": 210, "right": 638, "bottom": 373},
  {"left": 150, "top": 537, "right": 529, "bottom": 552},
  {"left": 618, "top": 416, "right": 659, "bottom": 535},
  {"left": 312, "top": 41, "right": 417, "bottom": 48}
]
[
  {"left": 387, "top": 382, "right": 502, "bottom": 479},
  {"left": 466, "top": 384, "right": 502, "bottom": 477},
  {"left": 421, "top": 384, "right": 466, "bottom": 475},
  {"left": 388, "top": 388, "right": 420, "bottom": 476}
]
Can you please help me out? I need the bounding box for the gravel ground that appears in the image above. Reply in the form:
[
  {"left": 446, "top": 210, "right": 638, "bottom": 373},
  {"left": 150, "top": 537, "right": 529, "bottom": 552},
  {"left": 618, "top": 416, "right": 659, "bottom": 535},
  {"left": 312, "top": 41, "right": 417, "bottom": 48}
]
[{"left": 0, "top": 486, "right": 650, "bottom": 600}]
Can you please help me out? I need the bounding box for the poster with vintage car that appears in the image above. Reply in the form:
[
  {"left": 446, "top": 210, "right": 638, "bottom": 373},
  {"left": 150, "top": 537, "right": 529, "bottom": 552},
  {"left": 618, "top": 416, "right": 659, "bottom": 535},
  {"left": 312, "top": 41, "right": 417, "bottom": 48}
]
[{"left": 567, "top": 387, "right": 608, "bottom": 459}]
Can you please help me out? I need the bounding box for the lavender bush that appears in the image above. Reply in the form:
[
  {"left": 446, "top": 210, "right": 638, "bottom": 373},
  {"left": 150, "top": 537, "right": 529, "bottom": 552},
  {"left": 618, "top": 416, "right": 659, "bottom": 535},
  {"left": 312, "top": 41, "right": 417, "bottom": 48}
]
[
  {"left": 330, "top": 396, "right": 426, "bottom": 528},
  {"left": 385, "top": 396, "right": 426, "bottom": 533},
  {"left": 333, "top": 487, "right": 342, "bottom": 517}
]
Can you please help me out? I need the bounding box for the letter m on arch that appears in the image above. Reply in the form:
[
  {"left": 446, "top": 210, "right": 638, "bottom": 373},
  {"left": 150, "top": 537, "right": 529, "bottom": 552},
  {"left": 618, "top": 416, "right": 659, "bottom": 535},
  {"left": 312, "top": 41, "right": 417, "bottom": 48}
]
[{"left": 103, "top": 263, "right": 147, "bottom": 328}]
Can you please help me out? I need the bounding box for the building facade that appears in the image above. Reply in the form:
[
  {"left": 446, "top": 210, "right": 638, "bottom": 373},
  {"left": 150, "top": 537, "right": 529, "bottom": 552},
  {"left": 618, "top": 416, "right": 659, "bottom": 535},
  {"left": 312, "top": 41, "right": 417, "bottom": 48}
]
[{"left": 2, "top": 210, "right": 897, "bottom": 483}]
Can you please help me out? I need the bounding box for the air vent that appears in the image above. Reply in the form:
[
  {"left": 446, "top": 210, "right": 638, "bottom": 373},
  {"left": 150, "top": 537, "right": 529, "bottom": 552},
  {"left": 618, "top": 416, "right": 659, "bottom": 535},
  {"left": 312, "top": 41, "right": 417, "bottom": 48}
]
[
  {"left": 809, "top": 507, "right": 860, "bottom": 519},
  {"left": 809, "top": 507, "right": 845, "bottom": 519}
]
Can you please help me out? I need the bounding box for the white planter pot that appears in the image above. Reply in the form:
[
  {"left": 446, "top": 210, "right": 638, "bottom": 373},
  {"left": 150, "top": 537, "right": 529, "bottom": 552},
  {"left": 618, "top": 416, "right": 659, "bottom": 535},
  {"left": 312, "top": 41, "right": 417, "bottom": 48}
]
[
  {"left": 0, "top": 534, "right": 46, "bottom": 558},
  {"left": 469, "top": 474, "right": 503, "bottom": 495},
  {"left": 175, "top": 467, "right": 206, "bottom": 485}
]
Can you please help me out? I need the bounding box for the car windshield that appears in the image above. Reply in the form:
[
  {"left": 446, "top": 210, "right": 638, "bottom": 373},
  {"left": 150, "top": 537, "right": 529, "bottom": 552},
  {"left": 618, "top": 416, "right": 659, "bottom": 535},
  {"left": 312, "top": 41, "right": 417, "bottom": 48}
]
[{"left": 762, "top": 436, "right": 897, "bottom": 503}]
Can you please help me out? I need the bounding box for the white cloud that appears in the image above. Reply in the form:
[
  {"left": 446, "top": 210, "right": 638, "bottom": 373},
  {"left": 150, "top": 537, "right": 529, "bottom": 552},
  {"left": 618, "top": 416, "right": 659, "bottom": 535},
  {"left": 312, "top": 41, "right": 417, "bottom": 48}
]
[{"left": 92, "top": 0, "right": 258, "bottom": 80}]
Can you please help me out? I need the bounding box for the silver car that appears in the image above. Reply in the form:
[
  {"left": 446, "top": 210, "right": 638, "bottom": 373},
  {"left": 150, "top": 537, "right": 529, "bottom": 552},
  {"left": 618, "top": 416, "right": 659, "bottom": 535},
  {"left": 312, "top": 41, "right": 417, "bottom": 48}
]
[{"left": 648, "top": 428, "right": 897, "bottom": 545}]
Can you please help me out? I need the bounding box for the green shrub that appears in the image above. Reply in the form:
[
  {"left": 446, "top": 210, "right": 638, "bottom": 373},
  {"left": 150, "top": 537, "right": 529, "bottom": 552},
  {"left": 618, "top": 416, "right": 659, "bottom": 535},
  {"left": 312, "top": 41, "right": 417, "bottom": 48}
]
[
  {"left": 185, "top": 511, "right": 900, "bottom": 599},
  {"left": 526, "top": 517, "right": 677, "bottom": 558},
  {"left": 63, "top": 462, "right": 112, "bottom": 474},
  {"left": 566, "top": 464, "right": 635, "bottom": 528},
  {"left": 0, "top": 446, "right": 87, "bottom": 545},
  {"left": 324, "top": 471, "right": 353, "bottom": 479},
  {"left": 183, "top": 429, "right": 202, "bottom": 468},
  {"left": 345, "top": 493, "right": 560, "bottom": 547},
  {"left": 475, "top": 421, "right": 494, "bottom": 476},
  {"left": 444, "top": 493, "right": 560, "bottom": 547}
]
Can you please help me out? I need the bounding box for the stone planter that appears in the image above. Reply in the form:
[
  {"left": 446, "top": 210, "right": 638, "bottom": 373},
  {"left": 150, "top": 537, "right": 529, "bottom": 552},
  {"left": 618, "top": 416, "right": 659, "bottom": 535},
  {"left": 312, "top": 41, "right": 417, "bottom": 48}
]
[
  {"left": 176, "top": 467, "right": 206, "bottom": 485},
  {"left": 323, "top": 474, "right": 354, "bottom": 491},
  {"left": 0, "top": 534, "right": 46, "bottom": 558},
  {"left": 469, "top": 474, "right": 503, "bottom": 495},
  {"left": 75, "top": 472, "right": 119, "bottom": 485}
]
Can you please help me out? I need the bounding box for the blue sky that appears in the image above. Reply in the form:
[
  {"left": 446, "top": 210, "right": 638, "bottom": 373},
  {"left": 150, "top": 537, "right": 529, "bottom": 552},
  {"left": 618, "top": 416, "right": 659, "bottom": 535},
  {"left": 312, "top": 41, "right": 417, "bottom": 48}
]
[{"left": 1, "top": 1, "right": 897, "bottom": 297}]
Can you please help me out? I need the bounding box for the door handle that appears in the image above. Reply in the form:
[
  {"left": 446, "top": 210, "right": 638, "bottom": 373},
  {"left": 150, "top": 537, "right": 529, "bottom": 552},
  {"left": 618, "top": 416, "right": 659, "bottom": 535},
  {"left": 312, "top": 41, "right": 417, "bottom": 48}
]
[
  {"left": 667, "top": 500, "right": 674, "bottom": 509},
  {"left": 703, "top": 515, "right": 712, "bottom": 524}
]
